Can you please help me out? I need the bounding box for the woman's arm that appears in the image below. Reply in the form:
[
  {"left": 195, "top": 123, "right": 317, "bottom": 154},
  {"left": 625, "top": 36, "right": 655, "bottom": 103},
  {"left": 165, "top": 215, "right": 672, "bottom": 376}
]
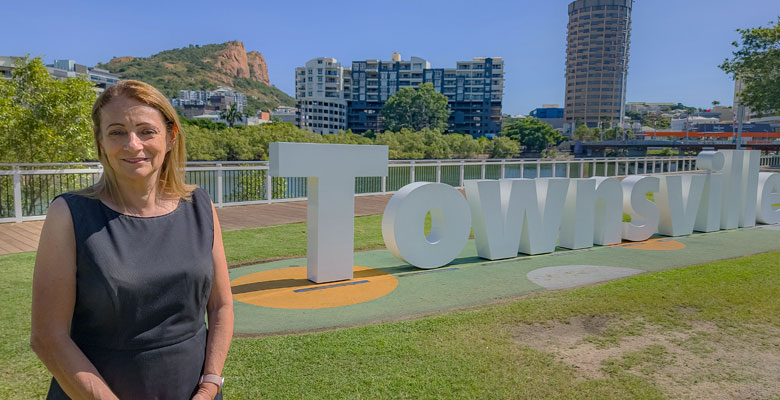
[
  {"left": 194, "top": 203, "right": 234, "bottom": 399},
  {"left": 30, "top": 197, "right": 118, "bottom": 399}
]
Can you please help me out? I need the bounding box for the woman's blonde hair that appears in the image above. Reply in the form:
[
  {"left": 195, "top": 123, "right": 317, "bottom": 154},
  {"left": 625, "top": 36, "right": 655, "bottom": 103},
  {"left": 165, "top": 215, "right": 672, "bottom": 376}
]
[{"left": 79, "top": 80, "right": 195, "bottom": 205}]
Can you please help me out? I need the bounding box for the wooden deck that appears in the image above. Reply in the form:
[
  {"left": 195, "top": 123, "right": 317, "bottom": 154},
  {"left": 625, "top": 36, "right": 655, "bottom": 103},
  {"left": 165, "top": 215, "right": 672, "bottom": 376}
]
[{"left": 0, "top": 194, "right": 393, "bottom": 256}]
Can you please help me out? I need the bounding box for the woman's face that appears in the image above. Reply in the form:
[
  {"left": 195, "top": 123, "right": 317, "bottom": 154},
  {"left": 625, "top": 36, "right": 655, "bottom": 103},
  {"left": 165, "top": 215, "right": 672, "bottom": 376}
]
[{"left": 99, "top": 96, "right": 172, "bottom": 186}]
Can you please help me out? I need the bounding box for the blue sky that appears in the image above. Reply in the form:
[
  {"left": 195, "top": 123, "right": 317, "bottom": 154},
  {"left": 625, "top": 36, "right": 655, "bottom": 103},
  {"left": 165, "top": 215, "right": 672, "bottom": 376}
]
[{"left": 3, "top": 0, "right": 778, "bottom": 114}]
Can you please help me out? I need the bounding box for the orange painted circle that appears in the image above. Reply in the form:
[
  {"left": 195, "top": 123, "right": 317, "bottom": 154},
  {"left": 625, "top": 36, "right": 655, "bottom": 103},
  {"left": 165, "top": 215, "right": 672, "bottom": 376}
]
[
  {"left": 231, "top": 266, "right": 398, "bottom": 309},
  {"left": 625, "top": 239, "right": 686, "bottom": 251}
]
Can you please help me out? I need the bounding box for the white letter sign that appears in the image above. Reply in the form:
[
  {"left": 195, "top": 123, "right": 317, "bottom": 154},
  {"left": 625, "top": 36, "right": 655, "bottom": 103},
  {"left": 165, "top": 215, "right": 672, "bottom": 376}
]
[
  {"left": 270, "top": 142, "right": 388, "bottom": 283},
  {"left": 656, "top": 174, "right": 706, "bottom": 236},
  {"left": 382, "top": 182, "right": 471, "bottom": 269},
  {"left": 621, "top": 175, "right": 660, "bottom": 242},
  {"left": 756, "top": 172, "right": 780, "bottom": 224},
  {"left": 559, "top": 177, "right": 623, "bottom": 249},
  {"left": 694, "top": 151, "right": 724, "bottom": 232}
]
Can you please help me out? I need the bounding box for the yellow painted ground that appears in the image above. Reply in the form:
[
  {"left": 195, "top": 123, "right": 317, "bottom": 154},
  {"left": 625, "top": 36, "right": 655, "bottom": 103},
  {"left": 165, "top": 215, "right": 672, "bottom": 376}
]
[
  {"left": 231, "top": 266, "right": 398, "bottom": 309},
  {"left": 619, "top": 238, "right": 687, "bottom": 251}
]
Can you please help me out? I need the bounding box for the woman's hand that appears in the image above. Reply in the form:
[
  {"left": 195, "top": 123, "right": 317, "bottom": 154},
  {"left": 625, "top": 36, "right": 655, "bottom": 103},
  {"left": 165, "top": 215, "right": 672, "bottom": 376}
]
[{"left": 192, "top": 383, "right": 219, "bottom": 400}]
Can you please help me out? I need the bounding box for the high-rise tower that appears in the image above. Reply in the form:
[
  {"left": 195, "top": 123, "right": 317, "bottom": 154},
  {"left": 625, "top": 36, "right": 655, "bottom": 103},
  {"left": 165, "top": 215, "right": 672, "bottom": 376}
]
[{"left": 564, "top": 0, "right": 633, "bottom": 131}]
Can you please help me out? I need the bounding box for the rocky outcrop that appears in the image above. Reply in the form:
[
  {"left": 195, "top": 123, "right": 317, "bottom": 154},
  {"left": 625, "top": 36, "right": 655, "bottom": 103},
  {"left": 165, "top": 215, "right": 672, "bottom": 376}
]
[
  {"left": 215, "top": 41, "right": 251, "bottom": 80},
  {"left": 212, "top": 41, "right": 269, "bottom": 86},
  {"left": 97, "top": 41, "right": 291, "bottom": 107},
  {"left": 247, "top": 51, "right": 270, "bottom": 86}
]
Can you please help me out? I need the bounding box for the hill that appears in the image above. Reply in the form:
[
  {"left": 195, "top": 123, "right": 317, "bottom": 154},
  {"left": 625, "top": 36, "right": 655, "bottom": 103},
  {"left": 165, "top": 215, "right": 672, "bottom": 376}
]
[{"left": 96, "top": 41, "right": 295, "bottom": 113}]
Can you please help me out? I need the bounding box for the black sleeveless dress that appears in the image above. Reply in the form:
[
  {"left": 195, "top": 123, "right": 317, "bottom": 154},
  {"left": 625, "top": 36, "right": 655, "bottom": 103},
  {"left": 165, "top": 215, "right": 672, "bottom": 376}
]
[{"left": 46, "top": 188, "right": 223, "bottom": 399}]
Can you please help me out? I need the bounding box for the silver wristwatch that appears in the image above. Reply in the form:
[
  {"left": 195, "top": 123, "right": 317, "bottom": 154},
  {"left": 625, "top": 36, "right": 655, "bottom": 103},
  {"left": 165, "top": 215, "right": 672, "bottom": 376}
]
[{"left": 199, "top": 374, "right": 224, "bottom": 393}]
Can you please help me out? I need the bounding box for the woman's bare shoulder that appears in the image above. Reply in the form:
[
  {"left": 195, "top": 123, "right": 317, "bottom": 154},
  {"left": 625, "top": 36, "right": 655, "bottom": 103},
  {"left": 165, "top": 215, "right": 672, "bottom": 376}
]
[{"left": 40, "top": 196, "right": 75, "bottom": 240}]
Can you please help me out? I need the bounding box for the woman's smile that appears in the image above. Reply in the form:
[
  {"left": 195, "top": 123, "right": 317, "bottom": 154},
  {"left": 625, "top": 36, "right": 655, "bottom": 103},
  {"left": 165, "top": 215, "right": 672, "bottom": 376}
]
[{"left": 122, "top": 157, "right": 149, "bottom": 164}]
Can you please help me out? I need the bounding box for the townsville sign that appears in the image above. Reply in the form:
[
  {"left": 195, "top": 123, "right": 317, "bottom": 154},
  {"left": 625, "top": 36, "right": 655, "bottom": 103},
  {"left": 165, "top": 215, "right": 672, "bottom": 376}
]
[{"left": 270, "top": 143, "right": 780, "bottom": 284}]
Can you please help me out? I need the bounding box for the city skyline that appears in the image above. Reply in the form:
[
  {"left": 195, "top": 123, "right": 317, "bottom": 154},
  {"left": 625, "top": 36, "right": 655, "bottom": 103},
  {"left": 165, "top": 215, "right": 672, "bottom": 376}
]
[{"left": 2, "top": 0, "right": 777, "bottom": 115}]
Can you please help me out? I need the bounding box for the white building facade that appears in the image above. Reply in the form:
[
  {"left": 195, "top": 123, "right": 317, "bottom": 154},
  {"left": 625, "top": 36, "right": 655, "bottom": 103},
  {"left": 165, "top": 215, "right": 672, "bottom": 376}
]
[{"left": 295, "top": 57, "right": 349, "bottom": 135}]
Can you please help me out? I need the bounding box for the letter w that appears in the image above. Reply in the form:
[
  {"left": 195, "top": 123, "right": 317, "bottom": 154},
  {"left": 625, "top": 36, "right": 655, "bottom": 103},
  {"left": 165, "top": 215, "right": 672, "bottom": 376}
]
[{"left": 466, "top": 178, "right": 569, "bottom": 259}]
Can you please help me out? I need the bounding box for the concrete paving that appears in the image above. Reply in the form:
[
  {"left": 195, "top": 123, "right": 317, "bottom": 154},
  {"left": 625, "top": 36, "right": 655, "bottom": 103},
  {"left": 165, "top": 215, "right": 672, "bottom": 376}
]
[{"left": 526, "top": 265, "right": 643, "bottom": 290}]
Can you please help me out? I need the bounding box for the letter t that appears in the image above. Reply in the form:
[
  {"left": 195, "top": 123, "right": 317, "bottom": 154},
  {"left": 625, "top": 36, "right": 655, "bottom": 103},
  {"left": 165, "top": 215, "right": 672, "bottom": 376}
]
[{"left": 270, "top": 143, "right": 389, "bottom": 283}]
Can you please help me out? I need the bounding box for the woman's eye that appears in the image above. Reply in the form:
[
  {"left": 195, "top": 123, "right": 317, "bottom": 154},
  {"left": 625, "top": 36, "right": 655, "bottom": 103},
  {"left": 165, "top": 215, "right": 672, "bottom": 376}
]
[
  {"left": 143, "top": 129, "right": 158, "bottom": 135},
  {"left": 108, "top": 130, "right": 124, "bottom": 136}
]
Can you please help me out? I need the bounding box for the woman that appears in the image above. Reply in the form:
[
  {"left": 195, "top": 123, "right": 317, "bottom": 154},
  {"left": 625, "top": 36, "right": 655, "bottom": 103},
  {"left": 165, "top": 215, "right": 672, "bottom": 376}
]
[{"left": 30, "top": 80, "right": 234, "bottom": 399}]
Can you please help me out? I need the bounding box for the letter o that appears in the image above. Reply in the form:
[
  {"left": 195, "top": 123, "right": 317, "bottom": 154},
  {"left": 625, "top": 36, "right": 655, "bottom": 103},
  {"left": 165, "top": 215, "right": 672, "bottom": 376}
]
[
  {"left": 757, "top": 172, "right": 780, "bottom": 224},
  {"left": 382, "top": 182, "right": 471, "bottom": 269}
]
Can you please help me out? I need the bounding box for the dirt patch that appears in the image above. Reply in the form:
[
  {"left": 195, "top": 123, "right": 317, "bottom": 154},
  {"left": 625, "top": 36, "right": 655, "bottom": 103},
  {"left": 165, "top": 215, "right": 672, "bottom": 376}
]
[{"left": 513, "top": 316, "right": 780, "bottom": 399}]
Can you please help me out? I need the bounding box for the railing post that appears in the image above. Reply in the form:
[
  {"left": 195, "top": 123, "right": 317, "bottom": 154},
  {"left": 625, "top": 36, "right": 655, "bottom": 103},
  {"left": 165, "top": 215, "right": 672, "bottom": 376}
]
[
  {"left": 13, "top": 166, "right": 22, "bottom": 222},
  {"left": 500, "top": 160, "right": 506, "bottom": 179},
  {"left": 436, "top": 161, "right": 441, "bottom": 183},
  {"left": 536, "top": 160, "right": 541, "bottom": 178},
  {"left": 216, "top": 163, "right": 224, "bottom": 207},
  {"left": 265, "top": 169, "right": 273, "bottom": 204},
  {"left": 520, "top": 162, "right": 524, "bottom": 178},
  {"left": 381, "top": 175, "right": 387, "bottom": 193},
  {"left": 579, "top": 161, "right": 585, "bottom": 178},
  {"left": 459, "top": 160, "right": 465, "bottom": 187},
  {"left": 565, "top": 161, "right": 570, "bottom": 178},
  {"left": 480, "top": 160, "right": 486, "bottom": 179},
  {"left": 410, "top": 160, "right": 415, "bottom": 183}
]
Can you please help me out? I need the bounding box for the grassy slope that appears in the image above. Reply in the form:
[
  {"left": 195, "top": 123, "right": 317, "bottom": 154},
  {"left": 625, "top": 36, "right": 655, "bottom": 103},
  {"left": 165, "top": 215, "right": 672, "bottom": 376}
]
[{"left": 97, "top": 43, "right": 295, "bottom": 111}]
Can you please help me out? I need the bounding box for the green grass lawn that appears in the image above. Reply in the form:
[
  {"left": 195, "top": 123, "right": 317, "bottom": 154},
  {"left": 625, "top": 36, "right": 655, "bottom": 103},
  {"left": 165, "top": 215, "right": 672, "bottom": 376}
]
[
  {"left": 223, "top": 214, "right": 386, "bottom": 266},
  {"left": 223, "top": 214, "right": 433, "bottom": 266},
  {"left": 4, "top": 241, "right": 780, "bottom": 398}
]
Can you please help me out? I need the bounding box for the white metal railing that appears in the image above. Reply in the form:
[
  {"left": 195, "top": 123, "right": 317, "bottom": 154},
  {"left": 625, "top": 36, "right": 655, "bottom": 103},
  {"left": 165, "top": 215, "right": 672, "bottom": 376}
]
[{"left": 1, "top": 154, "right": 778, "bottom": 224}]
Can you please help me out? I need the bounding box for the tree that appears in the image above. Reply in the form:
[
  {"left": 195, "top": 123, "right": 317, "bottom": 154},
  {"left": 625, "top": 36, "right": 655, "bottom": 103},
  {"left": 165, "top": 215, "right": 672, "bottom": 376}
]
[
  {"left": 712, "top": 100, "right": 721, "bottom": 108},
  {"left": 0, "top": 56, "right": 97, "bottom": 217},
  {"left": 719, "top": 17, "right": 780, "bottom": 115},
  {"left": 487, "top": 136, "right": 519, "bottom": 158},
  {"left": 381, "top": 83, "right": 450, "bottom": 132},
  {"left": 219, "top": 103, "right": 243, "bottom": 127},
  {"left": 573, "top": 124, "right": 594, "bottom": 141},
  {"left": 444, "top": 133, "right": 482, "bottom": 159},
  {"left": 0, "top": 56, "right": 96, "bottom": 163},
  {"left": 502, "top": 118, "right": 564, "bottom": 152}
]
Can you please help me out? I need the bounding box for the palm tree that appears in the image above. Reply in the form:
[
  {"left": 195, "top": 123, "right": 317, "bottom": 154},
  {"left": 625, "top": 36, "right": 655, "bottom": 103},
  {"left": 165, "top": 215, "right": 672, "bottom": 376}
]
[{"left": 220, "top": 103, "right": 243, "bottom": 127}]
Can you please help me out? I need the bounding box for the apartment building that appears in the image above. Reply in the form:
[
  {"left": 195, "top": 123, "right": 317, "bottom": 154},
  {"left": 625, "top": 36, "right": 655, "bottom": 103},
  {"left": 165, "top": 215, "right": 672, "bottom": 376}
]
[
  {"left": 0, "top": 56, "right": 18, "bottom": 79},
  {"left": 529, "top": 104, "right": 565, "bottom": 130},
  {"left": 564, "top": 0, "right": 633, "bottom": 130},
  {"left": 295, "top": 57, "right": 349, "bottom": 135},
  {"left": 173, "top": 87, "right": 247, "bottom": 111},
  {"left": 50, "top": 59, "right": 120, "bottom": 92},
  {"left": 271, "top": 106, "right": 299, "bottom": 124},
  {"left": 348, "top": 53, "right": 504, "bottom": 137},
  {"left": 1, "top": 57, "right": 120, "bottom": 93}
]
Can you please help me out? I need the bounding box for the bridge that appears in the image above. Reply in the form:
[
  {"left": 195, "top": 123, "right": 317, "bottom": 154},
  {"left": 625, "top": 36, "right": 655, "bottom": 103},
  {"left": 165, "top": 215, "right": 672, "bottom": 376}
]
[{"left": 576, "top": 132, "right": 780, "bottom": 156}]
